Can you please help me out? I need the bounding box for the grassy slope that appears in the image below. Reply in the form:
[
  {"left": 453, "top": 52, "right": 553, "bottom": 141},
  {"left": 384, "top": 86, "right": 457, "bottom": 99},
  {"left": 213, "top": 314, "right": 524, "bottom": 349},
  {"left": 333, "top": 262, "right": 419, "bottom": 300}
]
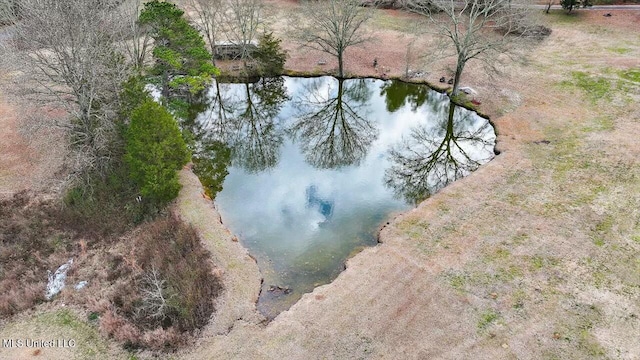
[{"left": 381, "top": 10, "right": 640, "bottom": 359}]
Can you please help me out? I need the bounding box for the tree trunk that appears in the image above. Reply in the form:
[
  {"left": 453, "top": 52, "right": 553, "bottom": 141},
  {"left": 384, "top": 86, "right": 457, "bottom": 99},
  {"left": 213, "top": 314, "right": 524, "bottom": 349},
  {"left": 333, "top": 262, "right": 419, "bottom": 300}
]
[
  {"left": 451, "top": 57, "right": 465, "bottom": 96},
  {"left": 405, "top": 41, "right": 412, "bottom": 78},
  {"left": 338, "top": 52, "right": 344, "bottom": 78},
  {"left": 546, "top": 1, "right": 552, "bottom": 13},
  {"left": 210, "top": 40, "right": 217, "bottom": 67},
  {"left": 162, "top": 70, "right": 170, "bottom": 101}
]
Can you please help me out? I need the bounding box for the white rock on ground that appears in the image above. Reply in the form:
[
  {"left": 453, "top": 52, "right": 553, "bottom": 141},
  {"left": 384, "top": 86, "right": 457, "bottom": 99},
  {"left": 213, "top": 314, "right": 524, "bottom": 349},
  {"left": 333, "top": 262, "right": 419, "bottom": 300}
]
[{"left": 45, "top": 259, "right": 73, "bottom": 300}]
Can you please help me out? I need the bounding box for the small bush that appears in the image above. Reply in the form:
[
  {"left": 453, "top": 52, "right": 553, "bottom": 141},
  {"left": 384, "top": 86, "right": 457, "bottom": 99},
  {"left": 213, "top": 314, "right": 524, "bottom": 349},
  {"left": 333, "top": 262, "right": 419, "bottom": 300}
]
[
  {"left": 254, "top": 32, "right": 288, "bottom": 77},
  {"left": 96, "top": 214, "right": 222, "bottom": 350},
  {"left": 141, "top": 327, "right": 183, "bottom": 350},
  {"left": 99, "top": 310, "right": 141, "bottom": 345}
]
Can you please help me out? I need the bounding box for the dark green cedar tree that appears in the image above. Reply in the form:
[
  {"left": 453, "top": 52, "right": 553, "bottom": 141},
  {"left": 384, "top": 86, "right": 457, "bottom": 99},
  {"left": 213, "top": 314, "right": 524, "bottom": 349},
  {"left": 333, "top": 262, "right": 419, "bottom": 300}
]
[
  {"left": 124, "top": 100, "right": 191, "bottom": 206},
  {"left": 139, "top": 0, "right": 219, "bottom": 97}
]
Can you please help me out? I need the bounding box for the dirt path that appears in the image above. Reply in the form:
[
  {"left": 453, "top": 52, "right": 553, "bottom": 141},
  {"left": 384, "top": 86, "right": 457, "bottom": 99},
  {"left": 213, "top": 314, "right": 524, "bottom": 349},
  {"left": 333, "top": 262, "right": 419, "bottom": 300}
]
[{"left": 175, "top": 168, "right": 264, "bottom": 335}]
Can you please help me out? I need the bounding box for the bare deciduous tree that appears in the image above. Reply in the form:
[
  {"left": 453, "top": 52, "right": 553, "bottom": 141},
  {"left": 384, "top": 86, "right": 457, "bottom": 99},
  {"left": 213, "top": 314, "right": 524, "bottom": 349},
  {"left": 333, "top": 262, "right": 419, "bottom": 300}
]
[
  {"left": 225, "top": 0, "right": 263, "bottom": 64},
  {"left": 292, "top": 0, "right": 374, "bottom": 78},
  {"left": 1, "top": 0, "right": 131, "bottom": 186},
  {"left": 546, "top": 0, "right": 554, "bottom": 13},
  {"left": 120, "top": 0, "right": 151, "bottom": 70},
  {"left": 412, "top": 0, "right": 533, "bottom": 95},
  {"left": 185, "top": 0, "right": 224, "bottom": 65},
  {"left": 138, "top": 267, "right": 174, "bottom": 321}
]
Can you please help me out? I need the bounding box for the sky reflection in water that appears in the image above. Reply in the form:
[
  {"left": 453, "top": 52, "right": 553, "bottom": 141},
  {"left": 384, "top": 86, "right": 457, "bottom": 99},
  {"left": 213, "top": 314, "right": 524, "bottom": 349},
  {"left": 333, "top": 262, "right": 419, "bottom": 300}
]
[{"left": 193, "top": 76, "right": 496, "bottom": 319}]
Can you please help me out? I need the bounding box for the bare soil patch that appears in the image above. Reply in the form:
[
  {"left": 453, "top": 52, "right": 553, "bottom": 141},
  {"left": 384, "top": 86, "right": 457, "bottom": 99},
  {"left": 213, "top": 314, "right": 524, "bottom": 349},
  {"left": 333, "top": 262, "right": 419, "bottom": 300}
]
[{"left": 0, "top": 82, "right": 68, "bottom": 197}]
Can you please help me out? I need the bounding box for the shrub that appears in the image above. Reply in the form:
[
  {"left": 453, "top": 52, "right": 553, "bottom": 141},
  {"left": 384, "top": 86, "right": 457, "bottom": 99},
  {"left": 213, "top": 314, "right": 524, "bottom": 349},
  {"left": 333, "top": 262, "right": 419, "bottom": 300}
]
[
  {"left": 254, "top": 32, "right": 288, "bottom": 77},
  {"left": 141, "top": 327, "right": 183, "bottom": 350},
  {"left": 133, "top": 214, "right": 221, "bottom": 332},
  {"left": 560, "top": 0, "right": 580, "bottom": 12},
  {"left": 62, "top": 164, "right": 147, "bottom": 234},
  {"left": 124, "top": 100, "right": 191, "bottom": 207},
  {"left": 95, "top": 214, "right": 222, "bottom": 350},
  {"left": 99, "top": 310, "right": 141, "bottom": 345}
]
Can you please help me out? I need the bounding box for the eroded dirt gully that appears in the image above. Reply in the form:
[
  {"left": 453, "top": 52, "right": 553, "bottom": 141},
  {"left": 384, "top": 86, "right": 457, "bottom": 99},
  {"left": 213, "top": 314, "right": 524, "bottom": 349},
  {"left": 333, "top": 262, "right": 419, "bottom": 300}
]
[{"left": 176, "top": 8, "right": 640, "bottom": 360}]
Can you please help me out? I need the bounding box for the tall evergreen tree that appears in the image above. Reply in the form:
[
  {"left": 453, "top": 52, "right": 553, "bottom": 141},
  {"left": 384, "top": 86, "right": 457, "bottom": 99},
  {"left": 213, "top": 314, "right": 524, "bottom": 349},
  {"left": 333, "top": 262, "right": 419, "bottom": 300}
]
[
  {"left": 254, "top": 32, "right": 288, "bottom": 77},
  {"left": 124, "top": 99, "right": 191, "bottom": 206},
  {"left": 560, "top": 0, "right": 579, "bottom": 12},
  {"left": 139, "top": 0, "right": 218, "bottom": 98}
]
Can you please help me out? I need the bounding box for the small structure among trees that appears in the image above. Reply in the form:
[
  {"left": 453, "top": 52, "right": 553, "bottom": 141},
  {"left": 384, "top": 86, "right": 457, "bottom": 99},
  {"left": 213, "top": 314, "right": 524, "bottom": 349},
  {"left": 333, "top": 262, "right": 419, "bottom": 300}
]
[
  {"left": 225, "top": 0, "right": 264, "bottom": 64},
  {"left": 213, "top": 40, "right": 258, "bottom": 60}
]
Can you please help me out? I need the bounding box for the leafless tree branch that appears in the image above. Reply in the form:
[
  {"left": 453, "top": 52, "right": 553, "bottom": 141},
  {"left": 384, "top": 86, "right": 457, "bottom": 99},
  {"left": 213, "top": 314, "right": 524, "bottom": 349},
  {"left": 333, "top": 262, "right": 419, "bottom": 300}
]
[
  {"left": 1, "top": 0, "right": 133, "bottom": 188},
  {"left": 291, "top": 0, "right": 374, "bottom": 78}
]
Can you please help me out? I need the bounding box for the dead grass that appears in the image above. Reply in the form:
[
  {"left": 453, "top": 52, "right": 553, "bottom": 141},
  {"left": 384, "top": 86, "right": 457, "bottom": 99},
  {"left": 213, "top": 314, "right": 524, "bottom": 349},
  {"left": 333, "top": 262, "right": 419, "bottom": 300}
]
[
  {"left": 0, "top": 192, "right": 76, "bottom": 317},
  {"left": 0, "top": 3, "right": 639, "bottom": 360},
  {"left": 0, "top": 190, "right": 222, "bottom": 352},
  {"left": 0, "top": 308, "right": 125, "bottom": 360}
]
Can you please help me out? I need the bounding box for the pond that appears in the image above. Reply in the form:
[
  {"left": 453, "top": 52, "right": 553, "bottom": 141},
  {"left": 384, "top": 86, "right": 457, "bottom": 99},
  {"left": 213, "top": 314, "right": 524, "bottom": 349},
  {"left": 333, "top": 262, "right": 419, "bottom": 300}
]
[{"left": 181, "top": 76, "right": 496, "bottom": 319}]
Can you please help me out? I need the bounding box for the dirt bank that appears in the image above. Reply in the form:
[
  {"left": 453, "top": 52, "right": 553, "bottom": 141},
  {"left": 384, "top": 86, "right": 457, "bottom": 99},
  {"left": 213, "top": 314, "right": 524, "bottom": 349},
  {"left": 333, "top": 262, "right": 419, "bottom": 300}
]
[{"left": 175, "top": 168, "right": 264, "bottom": 335}]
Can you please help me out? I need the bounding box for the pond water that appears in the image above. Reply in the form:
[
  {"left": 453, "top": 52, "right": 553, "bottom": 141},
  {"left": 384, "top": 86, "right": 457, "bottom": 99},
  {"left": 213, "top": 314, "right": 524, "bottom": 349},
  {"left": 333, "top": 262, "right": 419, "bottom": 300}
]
[{"left": 182, "top": 76, "right": 496, "bottom": 319}]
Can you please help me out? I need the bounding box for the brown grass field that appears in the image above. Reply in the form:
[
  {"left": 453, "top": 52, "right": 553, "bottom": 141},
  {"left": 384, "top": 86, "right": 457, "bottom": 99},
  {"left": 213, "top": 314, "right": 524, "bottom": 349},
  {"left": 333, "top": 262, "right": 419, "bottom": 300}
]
[{"left": 1, "top": 3, "right": 639, "bottom": 359}]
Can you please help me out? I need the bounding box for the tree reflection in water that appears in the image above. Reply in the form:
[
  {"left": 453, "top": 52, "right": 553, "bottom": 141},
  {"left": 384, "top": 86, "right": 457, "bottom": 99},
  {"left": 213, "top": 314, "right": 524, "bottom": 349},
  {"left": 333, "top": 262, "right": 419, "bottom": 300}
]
[
  {"left": 380, "top": 79, "right": 430, "bottom": 113},
  {"left": 184, "top": 76, "right": 497, "bottom": 319},
  {"left": 200, "top": 80, "right": 237, "bottom": 142},
  {"left": 227, "top": 77, "right": 289, "bottom": 172},
  {"left": 168, "top": 88, "right": 235, "bottom": 199},
  {"left": 385, "top": 103, "right": 495, "bottom": 204},
  {"left": 187, "top": 78, "right": 289, "bottom": 196},
  {"left": 289, "top": 78, "right": 378, "bottom": 169},
  {"left": 192, "top": 140, "right": 232, "bottom": 199}
]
